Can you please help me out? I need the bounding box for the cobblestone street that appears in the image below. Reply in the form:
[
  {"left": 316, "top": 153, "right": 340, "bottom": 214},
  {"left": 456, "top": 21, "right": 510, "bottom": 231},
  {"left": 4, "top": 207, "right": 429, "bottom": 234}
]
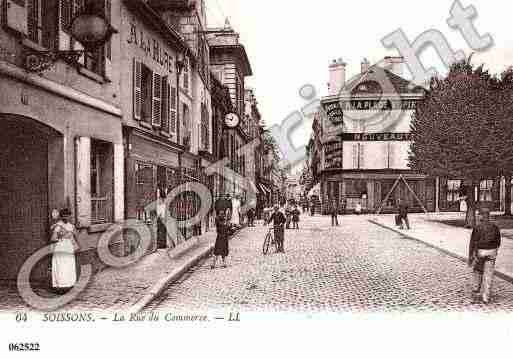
[{"left": 147, "top": 215, "right": 513, "bottom": 313}]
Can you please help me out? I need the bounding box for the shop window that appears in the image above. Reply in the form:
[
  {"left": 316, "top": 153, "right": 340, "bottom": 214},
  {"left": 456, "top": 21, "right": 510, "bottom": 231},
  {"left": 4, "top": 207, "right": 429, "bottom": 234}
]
[
  {"left": 447, "top": 180, "right": 462, "bottom": 203},
  {"left": 345, "top": 180, "right": 367, "bottom": 198},
  {"left": 135, "top": 162, "right": 155, "bottom": 221},
  {"left": 90, "top": 139, "right": 114, "bottom": 224},
  {"left": 480, "top": 179, "right": 494, "bottom": 202}
]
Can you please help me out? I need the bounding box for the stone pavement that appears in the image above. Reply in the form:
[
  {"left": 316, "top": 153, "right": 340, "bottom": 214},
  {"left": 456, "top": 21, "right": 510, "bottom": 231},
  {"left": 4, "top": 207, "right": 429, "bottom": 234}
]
[
  {"left": 0, "top": 231, "right": 217, "bottom": 313},
  {"left": 146, "top": 215, "right": 513, "bottom": 313},
  {"left": 370, "top": 213, "right": 513, "bottom": 282}
]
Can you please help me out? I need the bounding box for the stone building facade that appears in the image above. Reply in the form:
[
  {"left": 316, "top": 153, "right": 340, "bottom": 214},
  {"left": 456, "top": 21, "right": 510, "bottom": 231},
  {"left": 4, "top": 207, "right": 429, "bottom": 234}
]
[{"left": 0, "top": 0, "right": 124, "bottom": 282}]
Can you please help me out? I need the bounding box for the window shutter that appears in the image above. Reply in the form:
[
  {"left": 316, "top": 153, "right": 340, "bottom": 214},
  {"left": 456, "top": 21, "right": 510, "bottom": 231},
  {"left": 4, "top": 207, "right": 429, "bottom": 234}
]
[
  {"left": 152, "top": 72, "right": 162, "bottom": 127},
  {"left": 133, "top": 59, "right": 142, "bottom": 120},
  {"left": 161, "top": 77, "right": 170, "bottom": 133},
  {"left": 5, "top": 0, "right": 28, "bottom": 35},
  {"left": 75, "top": 136, "right": 91, "bottom": 228},
  {"left": 170, "top": 86, "right": 177, "bottom": 135}
]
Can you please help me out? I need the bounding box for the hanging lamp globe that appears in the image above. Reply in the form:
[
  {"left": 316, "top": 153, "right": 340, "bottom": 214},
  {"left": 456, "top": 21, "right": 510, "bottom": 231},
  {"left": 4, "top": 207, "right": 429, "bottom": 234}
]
[{"left": 70, "top": 2, "right": 116, "bottom": 51}]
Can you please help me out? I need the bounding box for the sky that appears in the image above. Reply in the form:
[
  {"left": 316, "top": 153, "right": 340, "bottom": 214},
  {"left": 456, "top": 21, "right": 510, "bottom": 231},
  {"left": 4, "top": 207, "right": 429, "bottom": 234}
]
[{"left": 205, "top": 0, "right": 513, "bottom": 166}]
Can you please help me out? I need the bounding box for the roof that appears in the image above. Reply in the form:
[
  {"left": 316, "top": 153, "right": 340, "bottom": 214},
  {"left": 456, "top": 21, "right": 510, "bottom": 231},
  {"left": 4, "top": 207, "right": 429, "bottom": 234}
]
[{"left": 343, "top": 64, "right": 425, "bottom": 96}]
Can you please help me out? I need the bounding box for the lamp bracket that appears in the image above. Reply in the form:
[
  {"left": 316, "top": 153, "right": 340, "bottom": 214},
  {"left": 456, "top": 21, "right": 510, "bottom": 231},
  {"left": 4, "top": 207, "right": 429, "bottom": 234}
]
[{"left": 25, "top": 50, "right": 86, "bottom": 73}]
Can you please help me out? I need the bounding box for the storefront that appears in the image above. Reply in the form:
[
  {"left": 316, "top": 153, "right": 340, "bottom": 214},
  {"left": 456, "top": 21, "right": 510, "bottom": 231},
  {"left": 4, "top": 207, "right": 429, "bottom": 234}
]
[{"left": 0, "top": 72, "right": 123, "bottom": 283}]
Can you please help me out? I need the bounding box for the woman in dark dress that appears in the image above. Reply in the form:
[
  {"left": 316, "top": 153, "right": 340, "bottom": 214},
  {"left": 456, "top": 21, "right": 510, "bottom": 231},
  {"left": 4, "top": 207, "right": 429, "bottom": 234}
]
[{"left": 211, "top": 214, "right": 229, "bottom": 269}]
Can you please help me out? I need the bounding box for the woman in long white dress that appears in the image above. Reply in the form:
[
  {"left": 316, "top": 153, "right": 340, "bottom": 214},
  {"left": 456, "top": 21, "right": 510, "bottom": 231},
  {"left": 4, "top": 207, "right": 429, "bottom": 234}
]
[{"left": 50, "top": 208, "right": 78, "bottom": 293}]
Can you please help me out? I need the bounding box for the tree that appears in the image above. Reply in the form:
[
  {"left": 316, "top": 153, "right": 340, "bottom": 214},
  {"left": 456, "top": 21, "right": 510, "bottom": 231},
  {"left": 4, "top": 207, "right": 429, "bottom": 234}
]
[{"left": 409, "top": 58, "right": 513, "bottom": 227}]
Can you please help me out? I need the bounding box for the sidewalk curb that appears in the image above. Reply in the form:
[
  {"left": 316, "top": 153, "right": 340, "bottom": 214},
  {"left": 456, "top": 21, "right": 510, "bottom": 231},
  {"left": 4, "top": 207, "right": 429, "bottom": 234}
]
[
  {"left": 129, "top": 243, "right": 214, "bottom": 313},
  {"left": 368, "top": 219, "right": 513, "bottom": 286}
]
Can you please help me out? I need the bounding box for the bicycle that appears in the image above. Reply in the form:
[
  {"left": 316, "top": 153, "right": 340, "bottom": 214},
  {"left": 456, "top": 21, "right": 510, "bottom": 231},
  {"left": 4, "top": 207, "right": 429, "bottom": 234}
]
[{"left": 263, "top": 226, "right": 280, "bottom": 255}]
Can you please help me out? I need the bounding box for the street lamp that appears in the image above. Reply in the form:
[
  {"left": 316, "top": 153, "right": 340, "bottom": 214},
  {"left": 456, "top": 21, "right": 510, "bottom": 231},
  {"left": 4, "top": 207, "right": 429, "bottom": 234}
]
[{"left": 24, "top": 0, "right": 117, "bottom": 72}]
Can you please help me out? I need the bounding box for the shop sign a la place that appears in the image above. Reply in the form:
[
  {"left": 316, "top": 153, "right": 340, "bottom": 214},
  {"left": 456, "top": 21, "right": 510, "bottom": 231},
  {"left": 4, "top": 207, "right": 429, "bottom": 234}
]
[{"left": 127, "top": 22, "right": 176, "bottom": 74}]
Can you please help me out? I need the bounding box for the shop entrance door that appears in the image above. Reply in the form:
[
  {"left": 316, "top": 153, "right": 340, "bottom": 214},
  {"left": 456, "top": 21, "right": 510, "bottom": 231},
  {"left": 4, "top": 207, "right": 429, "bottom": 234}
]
[{"left": 0, "top": 119, "right": 49, "bottom": 281}]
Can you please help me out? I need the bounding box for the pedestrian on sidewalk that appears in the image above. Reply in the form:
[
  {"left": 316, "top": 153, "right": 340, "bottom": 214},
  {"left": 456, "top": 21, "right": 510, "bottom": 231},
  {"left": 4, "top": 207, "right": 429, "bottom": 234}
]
[
  {"left": 50, "top": 208, "right": 79, "bottom": 294},
  {"left": 285, "top": 201, "right": 293, "bottom": 229},
  {"left": 247, "top": 207, "right": 256, "bottom": 227},
  {"left": 212, "top": 213, "right": 229, "bottom": 269},
  {"left": 292, "top": 204, "right": 300, "bottom": 230},
  {"left": 397, "top": 198, "right": 410, "bottom": 230},
  {"left": 330, "top": 199, "right": 339, "bottom": 227},
  {"left": 468, "top": 207, "right": 502, "bottom": 304},
  {"left": 267, "top": 205, "right": 286, "bottom": 253}
]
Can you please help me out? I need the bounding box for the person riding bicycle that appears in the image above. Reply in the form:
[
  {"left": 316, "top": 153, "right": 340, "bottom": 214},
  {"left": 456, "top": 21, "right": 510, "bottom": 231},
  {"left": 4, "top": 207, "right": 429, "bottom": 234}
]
[{"left": 267, "top": 204, "right": 286, "bottom": 253}]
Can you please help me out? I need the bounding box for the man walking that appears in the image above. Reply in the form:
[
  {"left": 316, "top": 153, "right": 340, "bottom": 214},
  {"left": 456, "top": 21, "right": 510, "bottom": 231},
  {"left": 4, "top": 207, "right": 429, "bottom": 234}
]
[
  {"left": 468, "top": 207, "right": 501, "bottom": 304},
  {"left": 397, "top": 198, "right": 410, "bottom": 230},
  {"left": 330, "top": 199, "right": 339, "bottom": 227}
]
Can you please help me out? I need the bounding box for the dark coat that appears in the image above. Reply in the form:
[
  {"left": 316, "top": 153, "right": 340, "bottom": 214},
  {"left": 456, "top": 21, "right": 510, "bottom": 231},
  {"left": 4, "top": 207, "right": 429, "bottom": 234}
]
[
  {"left": 469, "top": 221, "right": 501, "bottom": 257},
  {"left": 292, "top": 209, "right": 300, "bottom": 222},
  {"left": 214, "top": 217, "right": 229, "bottom": 257}
]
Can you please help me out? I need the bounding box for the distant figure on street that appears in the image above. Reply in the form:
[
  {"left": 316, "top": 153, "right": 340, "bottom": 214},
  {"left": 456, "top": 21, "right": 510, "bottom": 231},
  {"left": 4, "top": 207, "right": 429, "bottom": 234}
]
[
  {"left": 267, "top": 205, "right": 286, "bottom": 253},
  {"left": 215, "top": 194, "right": 232, "bottom": 219},
  {"left": 292, "top": 204, "right": 300, "bottom": 230},
  {"left": 212, "top": 213, "right": 229, "bottom": 269},
  {"left": 310, "top": 198, "right": 316, "bottom": 216},
  {"left": 397, "top": 198, "right": 410, "bottom": 230},
  {"left": 340, "top": 197, "right": 347, "bottom": 216},
  {"left": 247, "top": 207, "right": 256, "bottom": 227},
  {"left": 468, "top": 207, "right": 501, "bottom": 304},
  {"left": 231, "top": 195, "right": 241, "bottom": 226},
  {"left": 285, "top": 201, "right": 293, "bottom": 229},
  {"left": 50, "top": 208, "right": 78, "bottom": 294},
  {"left": 330, "top": 199, "right": 339, "bottom": 226}
]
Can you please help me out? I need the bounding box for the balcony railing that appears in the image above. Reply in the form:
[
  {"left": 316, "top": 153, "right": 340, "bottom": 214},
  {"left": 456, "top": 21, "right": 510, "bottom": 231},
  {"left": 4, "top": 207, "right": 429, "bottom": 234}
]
[{"left": 91, "top": 196, "right": 111, "bottom": 224}]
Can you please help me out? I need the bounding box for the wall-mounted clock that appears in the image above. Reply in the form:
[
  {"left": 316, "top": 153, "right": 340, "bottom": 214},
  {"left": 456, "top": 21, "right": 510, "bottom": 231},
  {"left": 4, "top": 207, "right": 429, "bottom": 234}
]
[{"left": 224, "top": 113, "right": 240, "bottom": 129}]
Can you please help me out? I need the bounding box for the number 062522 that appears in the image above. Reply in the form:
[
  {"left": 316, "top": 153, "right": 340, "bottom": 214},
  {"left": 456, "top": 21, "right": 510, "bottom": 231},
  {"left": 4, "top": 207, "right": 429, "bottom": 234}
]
[{"left": 9, "top": 343, "right": 40, "bottom": 351}]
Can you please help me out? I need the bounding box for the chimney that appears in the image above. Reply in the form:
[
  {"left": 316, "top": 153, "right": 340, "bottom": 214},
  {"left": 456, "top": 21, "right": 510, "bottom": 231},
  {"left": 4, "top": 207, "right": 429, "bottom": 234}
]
[
  {"left": 384, "top": 56, "right": 404, "bottom": 77},
  {"left": 361, "top": 58, "right": 370, "bottom": 74},
  {"left": 328, "top": 58, "right": 346, "bottom": 96}
]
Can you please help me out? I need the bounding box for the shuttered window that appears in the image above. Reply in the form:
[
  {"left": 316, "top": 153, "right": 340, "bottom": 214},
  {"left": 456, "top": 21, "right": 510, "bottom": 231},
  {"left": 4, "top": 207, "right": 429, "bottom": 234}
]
[
  {"left": 161, "top": 77, "right": 170, "bottom": 133},
  {"left": 26, "top": 0, "right": 58, "bottom": 49},
  {"left": 133, "top": 59, "right": 142, "bottom": 120},
  {"left": 170, "top": 86, "right": 177, "bottom": 134},
  {"left": 152, "top": 73, "right": 162, "bottom": 127}
]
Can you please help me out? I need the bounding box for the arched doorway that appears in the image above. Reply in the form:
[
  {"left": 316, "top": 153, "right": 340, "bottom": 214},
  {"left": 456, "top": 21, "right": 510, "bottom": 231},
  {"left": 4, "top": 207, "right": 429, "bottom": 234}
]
[{"left": 0, "top": 114, "right": 63, "bottom": 283}]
